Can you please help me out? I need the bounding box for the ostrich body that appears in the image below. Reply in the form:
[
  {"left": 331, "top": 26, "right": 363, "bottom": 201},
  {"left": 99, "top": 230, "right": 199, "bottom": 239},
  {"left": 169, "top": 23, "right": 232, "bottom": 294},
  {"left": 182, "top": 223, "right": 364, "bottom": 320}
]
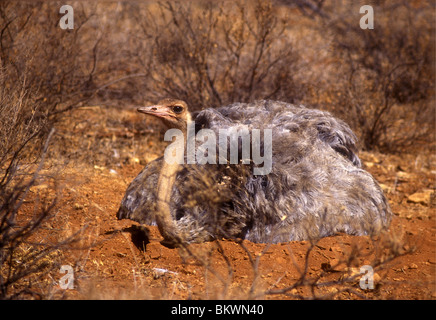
[{"left": 117, "top": 99, "right": 391, "bottom": 243}]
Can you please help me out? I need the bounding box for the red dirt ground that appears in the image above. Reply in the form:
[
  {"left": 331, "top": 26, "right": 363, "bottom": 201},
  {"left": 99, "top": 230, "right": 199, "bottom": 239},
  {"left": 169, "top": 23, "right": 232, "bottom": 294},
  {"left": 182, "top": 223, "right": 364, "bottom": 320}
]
[{"left": 21, "top": 107, "right": 436, "bottom": 300}]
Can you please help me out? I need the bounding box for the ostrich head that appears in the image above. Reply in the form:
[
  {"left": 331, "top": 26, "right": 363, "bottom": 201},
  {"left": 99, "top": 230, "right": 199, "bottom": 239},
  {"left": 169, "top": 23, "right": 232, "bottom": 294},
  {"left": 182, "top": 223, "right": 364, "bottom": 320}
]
[{"left": 137, "top": 98, "right": 192, "bottom": 131}]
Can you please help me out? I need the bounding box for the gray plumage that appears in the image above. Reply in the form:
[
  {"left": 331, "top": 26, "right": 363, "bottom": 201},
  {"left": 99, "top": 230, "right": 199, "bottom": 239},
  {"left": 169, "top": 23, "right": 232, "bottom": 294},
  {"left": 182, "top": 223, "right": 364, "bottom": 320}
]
[{"left": 117, "top": 100, "right": 391, "bottom": 243}]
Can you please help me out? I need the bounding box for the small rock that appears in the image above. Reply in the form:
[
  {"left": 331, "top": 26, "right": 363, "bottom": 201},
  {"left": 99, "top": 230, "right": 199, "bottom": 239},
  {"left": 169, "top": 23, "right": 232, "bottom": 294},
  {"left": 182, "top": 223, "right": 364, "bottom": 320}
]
[
  {"left": 407, "top": 192, "right": 432, "bottom": 206},
  {"left": 373, "top": 273, "right": 381, "bottom": 283},
  {"left": 129, "top": 157, "right": 140, "bottom": 165},
  {"left": 289, "top": 288, "right": 298, "bottom": 295},
  {"left": 73, "top": 203, "right": 84, "bottom": 210},
  {"left": 364, "top": 161, "right": 375, "bottom": 169},
  {"left": 396, "top": 171, "right": 412, "bottom": 181},
  {"left": 408, "top": 263, "right": 418, "bottom": 269}
]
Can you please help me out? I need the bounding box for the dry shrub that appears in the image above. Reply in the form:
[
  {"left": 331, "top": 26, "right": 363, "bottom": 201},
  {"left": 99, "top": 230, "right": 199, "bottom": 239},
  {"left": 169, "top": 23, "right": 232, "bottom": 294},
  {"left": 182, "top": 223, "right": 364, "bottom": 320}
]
[
  {"left": 0, "top": 2, "right": 101, "bottom": 120},
  {"left": 115, "top": 0, "right": 306, "bottom": 110},
  {"left": 0, "top": 72, "right": 72, "bottom": 298},
  {"left": 0, "top": 1, "right": 101, "bottom": 298},
  {"left": 319, "top": 1, "right": 435, "bottom": 152}
]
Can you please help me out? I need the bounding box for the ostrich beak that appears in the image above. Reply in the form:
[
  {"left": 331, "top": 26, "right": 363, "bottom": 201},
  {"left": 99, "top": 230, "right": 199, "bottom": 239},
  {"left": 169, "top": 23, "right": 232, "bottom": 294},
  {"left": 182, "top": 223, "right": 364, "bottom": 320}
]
[{"left": 137, "top": 105, "right": 175, "bottom": 121}]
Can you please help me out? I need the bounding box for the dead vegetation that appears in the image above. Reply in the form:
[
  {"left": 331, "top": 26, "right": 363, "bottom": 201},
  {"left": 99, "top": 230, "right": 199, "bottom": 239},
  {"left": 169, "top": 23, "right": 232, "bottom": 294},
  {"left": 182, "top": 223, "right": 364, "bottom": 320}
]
[
  {"left": 322, "top": 1, "right": 435, "bottom": 152},
  {"left": 0, "top": 0, "right": 434, "bottom": 299}
]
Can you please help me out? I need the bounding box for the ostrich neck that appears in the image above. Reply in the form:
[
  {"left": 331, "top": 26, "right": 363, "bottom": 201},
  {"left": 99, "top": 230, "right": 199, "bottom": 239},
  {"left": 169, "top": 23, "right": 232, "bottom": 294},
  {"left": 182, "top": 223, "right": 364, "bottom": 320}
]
[
  {"left": 155, "top": 161, "right": 182, "bottom": 244},
  {"left": 155, "top": 113, "right": 192, "bottom": 245}
]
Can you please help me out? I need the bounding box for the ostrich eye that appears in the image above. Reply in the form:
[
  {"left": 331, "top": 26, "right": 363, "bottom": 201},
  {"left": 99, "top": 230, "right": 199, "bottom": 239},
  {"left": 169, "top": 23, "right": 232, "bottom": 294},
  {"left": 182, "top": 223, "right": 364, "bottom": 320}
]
[{"left": 172, "top": 105, "right": 184, "bottom": 114}]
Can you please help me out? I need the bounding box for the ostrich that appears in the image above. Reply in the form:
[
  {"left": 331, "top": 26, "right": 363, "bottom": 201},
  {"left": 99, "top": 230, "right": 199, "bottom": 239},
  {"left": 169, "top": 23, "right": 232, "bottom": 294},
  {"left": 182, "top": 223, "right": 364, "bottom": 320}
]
[{"left": 117, "top": 99, "right": 391, "bottom": 245}]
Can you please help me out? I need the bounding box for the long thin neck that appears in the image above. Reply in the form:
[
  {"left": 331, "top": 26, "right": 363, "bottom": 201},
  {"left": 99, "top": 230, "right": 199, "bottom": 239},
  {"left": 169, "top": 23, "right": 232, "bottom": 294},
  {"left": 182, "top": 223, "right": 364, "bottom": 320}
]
[
  {"left": 154, "top": 115, "right": 191, "bottom": 245},
  {"left": 155, "top": 161, "right": 183, "bottom": 245}
]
